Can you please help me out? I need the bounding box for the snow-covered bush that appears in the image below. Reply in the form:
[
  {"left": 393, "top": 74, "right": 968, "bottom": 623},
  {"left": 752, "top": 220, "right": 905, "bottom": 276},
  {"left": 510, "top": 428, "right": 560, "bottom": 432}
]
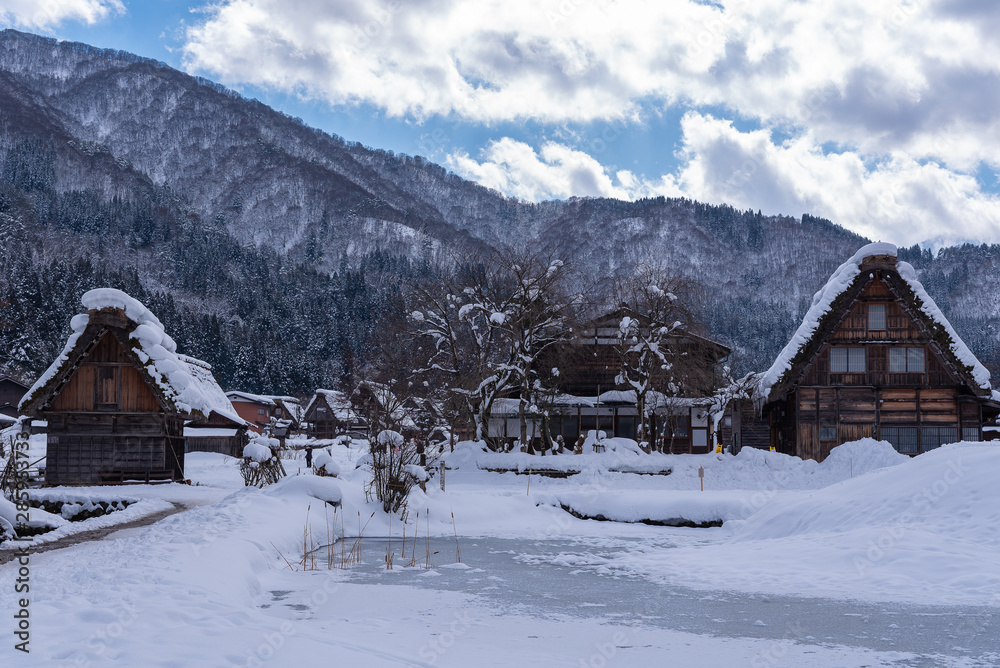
[
  {"left": 366, "top": 430, "right": 430, "bottom": 515},
  {"left": 240, "top": 436, "right": 285, "bottom": 487},
  {"left": 313, "top": 450, "right": 340, "bottom": 477}
]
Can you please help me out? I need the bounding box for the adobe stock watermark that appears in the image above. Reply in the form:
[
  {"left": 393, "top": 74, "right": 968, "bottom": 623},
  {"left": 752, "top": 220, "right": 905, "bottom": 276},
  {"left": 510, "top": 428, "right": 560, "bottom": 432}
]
[
  {"left": 416, "top": 611, "right": 473, "bottom": 664},
  {"left": 853, "top": 457, "right": 967, "bottom": 576},
  {"left": 544, "top": 0, "right": 614, "bottom": 28},
  {"left": 576, "top": 629, "right": 629, "bottom": 668},
  {"left": 343, "top": 0, "right": 405, "bottom": 53},
  {"left": 242, "top": 572, "right": 344, "bottom": 666},
  {"left": 10, "top": 422, "right": 32, "bottom": 654},
  {"left": 748, "top": 620, "right": 807, "bottom": 668}
]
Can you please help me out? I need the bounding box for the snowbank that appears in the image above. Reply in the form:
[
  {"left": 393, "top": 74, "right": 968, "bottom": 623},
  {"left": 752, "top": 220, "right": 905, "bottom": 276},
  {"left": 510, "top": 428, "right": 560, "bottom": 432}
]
[
  {"left": 263, "top": 475, "right": 343, "bottom": 507},
  {"left": 447, "top": 438, "right": 907, "bottom": 489},
  {"left": 732, "top": 442, "right": 998, "bottom": 544},
  {"left": 547, "top": 490, "right": 752, "bottom": 526}
]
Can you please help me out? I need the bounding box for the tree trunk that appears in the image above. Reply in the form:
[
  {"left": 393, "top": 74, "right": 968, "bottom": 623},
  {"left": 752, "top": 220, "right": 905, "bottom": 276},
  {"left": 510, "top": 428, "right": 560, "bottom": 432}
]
[{"left": 520, "top": 373, "right": 535, "bottom": 455}]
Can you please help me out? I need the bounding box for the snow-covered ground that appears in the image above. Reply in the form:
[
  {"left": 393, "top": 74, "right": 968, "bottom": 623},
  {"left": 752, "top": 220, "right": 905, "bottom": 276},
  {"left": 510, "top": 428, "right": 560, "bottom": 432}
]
[{"left": 2, "top": 438, "right": 999, "bottom": 666}]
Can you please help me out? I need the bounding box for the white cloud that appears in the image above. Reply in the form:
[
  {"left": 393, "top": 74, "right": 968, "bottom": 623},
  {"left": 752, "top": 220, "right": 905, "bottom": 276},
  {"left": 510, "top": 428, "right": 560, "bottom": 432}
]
[
  {"left": 181, "top": 0, "right": 1000, "bottom": 168},
  {"left": 0, "top": 0, "right": 124, "bottom": 30},
  {"left": 446, "top": 137, "right": 671, "bottom": 201},
  {"left": 449, "top": 115, "right": 1000, "bottom": 247}
]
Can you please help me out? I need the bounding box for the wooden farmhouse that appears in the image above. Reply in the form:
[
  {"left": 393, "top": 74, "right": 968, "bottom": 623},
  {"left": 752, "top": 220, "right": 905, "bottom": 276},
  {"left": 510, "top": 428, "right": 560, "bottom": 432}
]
[
  {"left": 521, "top": 310, "right": 731, "bottom": 452},
  {"left": 758, "top": 243, "right": 999, "bottom": 461},
  {"left": 19, "top": 289, "right": 245, "bottom": 485},
  {"left": 303, "top": 389, "right": 366, "bottom": 438},
  {"left": 544, "top": 309, "right": 731, "bottom": 397}
]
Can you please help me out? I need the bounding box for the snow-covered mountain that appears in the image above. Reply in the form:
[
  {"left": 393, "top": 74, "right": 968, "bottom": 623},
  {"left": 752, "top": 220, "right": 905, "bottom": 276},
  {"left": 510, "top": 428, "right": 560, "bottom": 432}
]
[{"left": 1, "top": 28, "right": 998, "bottom": 390}]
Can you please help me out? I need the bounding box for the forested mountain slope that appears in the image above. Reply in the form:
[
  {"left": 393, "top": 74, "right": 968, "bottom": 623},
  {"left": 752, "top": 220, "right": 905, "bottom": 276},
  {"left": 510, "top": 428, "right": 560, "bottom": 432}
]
[{"left": 1, "top": 29, "right": 998, "bottom": 393}]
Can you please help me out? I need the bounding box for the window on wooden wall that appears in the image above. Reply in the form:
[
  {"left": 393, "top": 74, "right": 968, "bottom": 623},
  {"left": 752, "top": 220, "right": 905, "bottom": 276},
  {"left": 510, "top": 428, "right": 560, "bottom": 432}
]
[
  {"left": 95, "top": 366, "right": 119, "bottom": 410},
  {"left": 921, "top": 426, "right": 957, "bottom": 451},
  {"left": 888, "top": 347, "right": 925, "bottom": 373},
  {"left": 868, "top": 303, "right": 886, "bottom": 331},
  {"left": 819, "top": 426, "right": 837, "bottom": 441},
  {"left": 830, "top": 347, "right": 865, "bottom": 373},
  {"left": 881, "top": 426, "right": 918, "bottom": 454},
  {"left": 962, "top": 426, "right": 981, "bottom": 442}
]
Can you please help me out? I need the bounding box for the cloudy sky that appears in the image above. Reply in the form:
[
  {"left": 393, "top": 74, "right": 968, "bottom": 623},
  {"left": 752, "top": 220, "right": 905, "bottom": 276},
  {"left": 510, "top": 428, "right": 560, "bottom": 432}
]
[{"left": 3, "top": 0, "right": 1000, "bottom": 247}]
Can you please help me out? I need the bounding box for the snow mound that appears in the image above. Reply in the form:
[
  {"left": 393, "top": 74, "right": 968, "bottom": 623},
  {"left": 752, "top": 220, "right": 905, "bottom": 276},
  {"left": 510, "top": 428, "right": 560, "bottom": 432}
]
[
  {"left": 313, "top": 450, "right": 340, "bottom": 477},
  {"left": 264, "top": 476, "right": 343, "bottom": 506},
  {"left": 550, "top": 490, "right": 752, "bottom": 526},
  {"left": 377, "top": 430, "right": 404, "bottom": 447},
  {"left": 732, "top": 443, "right": 1000, "bottom": 544},
  {"left": 243, "top": 440, "right": 273, "bottom": 462},
  {"left": 404, "top": 464, "right": 429, "bottom": 482},
  {"left": 819, "top": 438, "right": 909, "bottom": 476}
]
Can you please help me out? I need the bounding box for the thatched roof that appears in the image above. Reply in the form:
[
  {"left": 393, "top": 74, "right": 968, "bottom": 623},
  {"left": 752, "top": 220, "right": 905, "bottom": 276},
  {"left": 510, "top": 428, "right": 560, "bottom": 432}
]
[
  {"left": 760, "top": 243, "right": 992, "bottom": 401},
  {"left": 20, "top": 288, "right": 242, "bottom": 423}
]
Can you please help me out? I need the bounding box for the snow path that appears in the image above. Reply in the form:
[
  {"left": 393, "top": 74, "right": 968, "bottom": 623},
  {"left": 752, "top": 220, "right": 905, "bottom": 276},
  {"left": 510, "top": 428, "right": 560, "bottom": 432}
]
[{"left": 0, "top": 502, "right": 187, "bottom": 565}]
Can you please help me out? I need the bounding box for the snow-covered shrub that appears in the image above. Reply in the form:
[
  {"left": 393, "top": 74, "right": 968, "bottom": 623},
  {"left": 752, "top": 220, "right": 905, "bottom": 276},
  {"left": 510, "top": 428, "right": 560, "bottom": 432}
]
[
  {"left": 366, "top": 430, "right": 432, "bottom": 515},
  {"left": 313, "top": 450, "right": 340, "bottom": 477},
  {"left": 240, "top": 436, "right": 285, "bottom": 487}
]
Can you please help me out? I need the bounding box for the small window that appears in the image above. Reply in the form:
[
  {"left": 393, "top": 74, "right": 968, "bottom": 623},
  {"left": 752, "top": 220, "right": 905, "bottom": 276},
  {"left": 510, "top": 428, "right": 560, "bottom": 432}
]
[
  {"left": 257, "top": 407, "right": 267, "bottom": 416},
  {"left": 882, "top": 426, "right": 918, "bottom": 454},
  {"left": 831, "top": 348, "right": 865, "bottom": 373},
  {"left": 962, "top": 426, "right": 981, "bottom": 442},
  {"left": 868, "top": 304, "right": 886, "bottom": 330},
  {"left": 820, "top": 426, "right": 837, "bottom": 441},
  {"left": 922, "top": 427, "right": 957, "bottom": 451},
  {"left": 889, "top": 348, "right": 925, "bottom": 373},
  {"left": 95, "top": 366, "right": 119, "bottom": 409},
  {"left": 830, "top": 348, "right": 846, "bottom": 372}
]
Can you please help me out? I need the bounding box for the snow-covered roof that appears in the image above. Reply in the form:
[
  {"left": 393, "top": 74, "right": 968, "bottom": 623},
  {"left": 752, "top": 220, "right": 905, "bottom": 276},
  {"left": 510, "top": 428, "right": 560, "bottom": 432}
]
[
  {"left": 21, "top": 288, "right": 244, "bottom": 424},
  {"left": 760, "top": 242, "right": 992, "bottom": 398},
  {"left": 226, "top": 391, "right": 277, "bottom": 406},
  {"left": 305, "top": 389, "right": 357, "bottom": 421}
]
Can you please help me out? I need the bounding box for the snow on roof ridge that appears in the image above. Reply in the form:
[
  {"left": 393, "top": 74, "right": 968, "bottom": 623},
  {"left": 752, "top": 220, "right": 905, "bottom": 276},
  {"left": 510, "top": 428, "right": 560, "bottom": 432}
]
[
  {"left": 760, "top": 242, "right": 991, "bottom": 398},
  {"left": 82, "top": 288, "right": 166, "bottom": 333},
  {"left": 226, "top": 390, "right": 277, "bottom": 406}
]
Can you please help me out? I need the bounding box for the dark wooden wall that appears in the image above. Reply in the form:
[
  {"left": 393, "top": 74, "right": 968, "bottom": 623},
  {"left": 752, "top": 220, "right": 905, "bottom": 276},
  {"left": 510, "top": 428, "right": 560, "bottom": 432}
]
[
  {"left": 42, "top": 329, "right": 185, "bottom": 485},
  {"left": 45, "top": 414, "right": 184, "bottom": 485}
]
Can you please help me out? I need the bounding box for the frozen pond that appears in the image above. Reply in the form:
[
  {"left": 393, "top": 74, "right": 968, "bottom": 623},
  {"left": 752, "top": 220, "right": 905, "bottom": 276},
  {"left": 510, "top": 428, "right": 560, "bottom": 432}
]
[{"left": 329, "top": 535, "right": 1000, "bottom": 667}]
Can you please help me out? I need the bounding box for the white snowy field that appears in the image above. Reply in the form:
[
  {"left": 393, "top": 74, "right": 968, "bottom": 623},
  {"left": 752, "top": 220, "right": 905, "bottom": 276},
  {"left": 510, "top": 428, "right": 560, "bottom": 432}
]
[{"left": 2, "top": 439, "right": 999, "bottom": 666}]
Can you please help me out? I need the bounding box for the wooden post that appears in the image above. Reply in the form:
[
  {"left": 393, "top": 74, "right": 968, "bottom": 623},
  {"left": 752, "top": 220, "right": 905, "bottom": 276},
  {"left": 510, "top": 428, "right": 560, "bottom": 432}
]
[
  {"left": 439, "top": 461, "right": 446, "bottom": 492},
  {"left": 699, "top": 466, "right": 704, "bottom": 492}
]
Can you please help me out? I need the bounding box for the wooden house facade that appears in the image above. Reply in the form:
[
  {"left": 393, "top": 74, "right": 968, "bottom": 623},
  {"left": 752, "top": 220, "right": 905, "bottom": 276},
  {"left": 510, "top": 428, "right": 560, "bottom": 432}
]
[
  {"left": 303, "top": 389, "right": 366, "bottom": 438},
  {"left": 542, "top": 309, "right": 731, "bottom": 397},
  {"left": 760, "top": 244, "right": 999, "bottom": 461},
  {"left": 19, "top": 289, "right": 243, "bottom": 485}
]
